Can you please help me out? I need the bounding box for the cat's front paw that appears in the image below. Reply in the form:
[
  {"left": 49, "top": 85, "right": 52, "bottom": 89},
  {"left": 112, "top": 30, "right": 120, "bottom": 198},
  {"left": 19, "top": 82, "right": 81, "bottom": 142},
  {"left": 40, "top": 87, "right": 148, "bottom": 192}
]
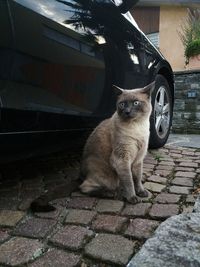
[
  {"left": 127, "top": 195, "right": 141, "bottom": 204},
  {"left": 137, "top": 189, "right": 149, "bottom": 198}
]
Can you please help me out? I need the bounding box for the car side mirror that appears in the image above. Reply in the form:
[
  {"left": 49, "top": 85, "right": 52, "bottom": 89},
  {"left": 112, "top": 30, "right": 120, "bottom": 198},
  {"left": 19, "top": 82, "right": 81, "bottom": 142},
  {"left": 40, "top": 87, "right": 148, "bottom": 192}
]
[{"left": 118, "top": 0, "right": 139, "bottom": 13}]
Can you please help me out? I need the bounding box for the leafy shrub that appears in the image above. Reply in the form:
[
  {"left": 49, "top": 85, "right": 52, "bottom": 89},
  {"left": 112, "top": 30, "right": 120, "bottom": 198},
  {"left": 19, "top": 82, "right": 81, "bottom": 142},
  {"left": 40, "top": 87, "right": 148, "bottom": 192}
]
[
  {"left": 185, "top": 39, "right": 200, "bottom": 59},
  {"left": 179, "top": 8, "right": 200, "bottom": 63}
]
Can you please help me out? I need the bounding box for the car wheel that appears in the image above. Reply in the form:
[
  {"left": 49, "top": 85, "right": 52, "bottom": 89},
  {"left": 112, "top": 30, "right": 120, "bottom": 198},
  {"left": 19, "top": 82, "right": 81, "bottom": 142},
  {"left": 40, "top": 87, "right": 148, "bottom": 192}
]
[{"left": 149, "top": 74, "right": 173, "bottom": 149}]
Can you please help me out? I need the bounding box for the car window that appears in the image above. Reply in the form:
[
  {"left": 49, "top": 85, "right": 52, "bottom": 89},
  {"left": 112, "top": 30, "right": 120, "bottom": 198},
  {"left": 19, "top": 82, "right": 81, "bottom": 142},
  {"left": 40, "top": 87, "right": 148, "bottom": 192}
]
[{"left": 14, "top": 0, "right": 72, "bottom": 26}]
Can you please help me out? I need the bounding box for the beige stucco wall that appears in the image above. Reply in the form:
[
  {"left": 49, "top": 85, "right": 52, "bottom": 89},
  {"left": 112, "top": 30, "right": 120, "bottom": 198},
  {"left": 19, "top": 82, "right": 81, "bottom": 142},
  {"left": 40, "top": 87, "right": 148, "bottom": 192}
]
[{"left": 159, "top": 6, "right": 188, "bottom": 71}]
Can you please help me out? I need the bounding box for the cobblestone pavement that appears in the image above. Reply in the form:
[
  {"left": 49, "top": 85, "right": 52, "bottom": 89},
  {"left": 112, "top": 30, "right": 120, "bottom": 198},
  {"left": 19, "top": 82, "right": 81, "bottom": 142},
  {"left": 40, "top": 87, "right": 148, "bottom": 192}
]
[{"left": 0, "top": 145, "right": 200, "bottom": 267}]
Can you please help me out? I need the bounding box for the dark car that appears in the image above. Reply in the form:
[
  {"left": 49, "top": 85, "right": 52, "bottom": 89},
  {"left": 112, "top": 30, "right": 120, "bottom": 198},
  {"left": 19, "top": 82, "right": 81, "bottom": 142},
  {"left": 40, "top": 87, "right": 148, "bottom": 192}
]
[{"left": 0, "top": 0, "right": 174, "bottom": 161}]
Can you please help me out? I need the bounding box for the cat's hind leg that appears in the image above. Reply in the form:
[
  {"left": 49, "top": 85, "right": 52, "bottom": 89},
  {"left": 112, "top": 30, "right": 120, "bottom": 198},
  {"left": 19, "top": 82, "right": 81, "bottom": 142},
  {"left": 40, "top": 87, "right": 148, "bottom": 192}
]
[
  {"left": 80, "top": 178, "right": 102, "bottom": 194},
  {"left": 80, "top": 172, "right": 118, "bottom": 198}
]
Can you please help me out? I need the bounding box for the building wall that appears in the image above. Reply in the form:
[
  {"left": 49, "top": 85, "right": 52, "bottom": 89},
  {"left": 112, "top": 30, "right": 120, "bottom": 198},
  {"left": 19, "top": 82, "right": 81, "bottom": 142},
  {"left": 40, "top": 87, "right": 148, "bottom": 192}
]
[
  {"left": 172, "top": 70, "right": 200, "bottom": 134},
  {"left": 132, "top": 7, "right": 160, "bottom": 34},
  {"left": 159, "top": 6, "right": 187, "bottom": 71}
]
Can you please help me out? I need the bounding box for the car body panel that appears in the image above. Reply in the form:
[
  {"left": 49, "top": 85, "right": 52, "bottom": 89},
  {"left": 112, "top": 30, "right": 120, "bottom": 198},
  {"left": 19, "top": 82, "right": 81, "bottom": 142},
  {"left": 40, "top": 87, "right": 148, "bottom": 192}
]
[{"left": 0, "top": 0, "right": 174, "bottom": 160}]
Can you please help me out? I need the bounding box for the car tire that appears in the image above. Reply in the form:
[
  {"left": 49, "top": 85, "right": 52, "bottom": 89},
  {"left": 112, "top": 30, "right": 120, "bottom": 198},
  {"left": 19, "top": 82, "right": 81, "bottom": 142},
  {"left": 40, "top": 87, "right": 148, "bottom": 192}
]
[{"left": 149, "top": 74, "right": 173, "bottom": 149}]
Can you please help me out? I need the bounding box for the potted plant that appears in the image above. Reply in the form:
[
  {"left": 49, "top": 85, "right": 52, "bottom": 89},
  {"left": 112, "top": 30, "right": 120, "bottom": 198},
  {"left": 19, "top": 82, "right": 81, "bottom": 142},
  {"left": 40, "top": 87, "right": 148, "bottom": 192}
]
[{"left": 180, "top": 8, "right": 200, "bottom": 70}]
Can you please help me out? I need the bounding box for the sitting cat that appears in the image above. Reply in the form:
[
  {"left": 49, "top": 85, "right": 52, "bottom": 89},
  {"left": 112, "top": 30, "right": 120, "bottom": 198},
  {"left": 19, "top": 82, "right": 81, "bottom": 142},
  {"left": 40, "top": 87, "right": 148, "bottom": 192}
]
[{"left": 80, "top": 82, "right": 155, "bottom": 203}]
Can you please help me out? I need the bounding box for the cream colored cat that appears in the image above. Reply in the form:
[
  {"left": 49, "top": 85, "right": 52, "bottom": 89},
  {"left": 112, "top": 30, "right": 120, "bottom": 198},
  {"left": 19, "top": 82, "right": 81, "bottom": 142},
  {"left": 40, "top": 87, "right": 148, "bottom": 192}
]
[{"left": 80, "top": 82, "right": 155, "bottom": 203}]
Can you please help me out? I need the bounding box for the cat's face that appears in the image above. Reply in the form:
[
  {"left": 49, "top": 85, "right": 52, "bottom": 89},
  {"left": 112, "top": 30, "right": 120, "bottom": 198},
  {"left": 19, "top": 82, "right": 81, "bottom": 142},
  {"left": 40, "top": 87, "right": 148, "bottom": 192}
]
[{"left": 115, "top": 83, "right": 154, "bottom": 121}]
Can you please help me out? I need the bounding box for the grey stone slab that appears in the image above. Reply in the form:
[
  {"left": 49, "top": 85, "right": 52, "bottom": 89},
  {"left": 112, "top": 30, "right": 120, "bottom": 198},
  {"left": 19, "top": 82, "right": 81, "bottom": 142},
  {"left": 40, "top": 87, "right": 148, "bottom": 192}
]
[
  {"left": 155, "top": 193, "right": 181, "bottom": 204},
  {"left": 146, "top": 175, "right": 167, "bottom": 184},
  {"left": 125, "top": 218, "right": 160, "bottom": 240},
  {"left": 149, "top": 204, "right": 179, "bottom": 219},
  {"left": 65, "top": 209, "right": 96, "bottom": 225},
  {"left": 128, "top": 212, "right": 200, "bottom": 267},
  {"left": 122, "top": 203, "right": 151, "bottom": 217},
  {"left": 0, "top": 237, "right": 44, "bottom": 266},
  {"left": 85, "top": 233, "right": 135, "bottom": 265},
  {"left": 0, "top": 210, "right": 25, "bottom": 227},
  {"left": 30, "top": 248, "right": 81, "bottom": 267},
  {"left": 171, "top": 178, "right": 193, "bottom": 187},
  {"left": 49, "top": 225, "right": 93, "bottom": 250},
  {"left": 96, "top": 199, "right": 124, "bottom": 213},
  {"left": 169, "top": 186, "right": 191, "bottom": 195},
  {"left": 13, "top": 217, "right": 56, "bottom": 239},
  {"left": 144, "top": 182, "right": 166, "bottom": 193}
]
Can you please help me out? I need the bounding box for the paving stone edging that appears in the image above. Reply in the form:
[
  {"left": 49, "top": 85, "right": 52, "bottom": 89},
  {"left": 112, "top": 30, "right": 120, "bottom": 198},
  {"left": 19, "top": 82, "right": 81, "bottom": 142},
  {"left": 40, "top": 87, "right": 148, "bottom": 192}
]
[
  {"left": 0, "top": 145, "right": 199, "bottom": 266},
  {"left": 127, "top": 195, "right": 200, "bottom": 267}
]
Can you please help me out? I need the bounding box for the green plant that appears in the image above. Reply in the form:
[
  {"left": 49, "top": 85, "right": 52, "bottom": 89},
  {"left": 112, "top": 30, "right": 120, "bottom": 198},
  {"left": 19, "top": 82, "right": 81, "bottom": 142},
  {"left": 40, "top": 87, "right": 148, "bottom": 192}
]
[
  {"left": 179, "top": 8, "right": 200, "bottom": 64},
  {"left": 185, "top": 39, "right": 200, "bottom": 59}
]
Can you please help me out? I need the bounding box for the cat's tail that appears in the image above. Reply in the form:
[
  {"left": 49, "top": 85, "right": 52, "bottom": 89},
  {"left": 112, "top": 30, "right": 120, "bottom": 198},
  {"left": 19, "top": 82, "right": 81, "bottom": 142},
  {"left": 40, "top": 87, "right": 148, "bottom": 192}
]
[{"left": 30, "top": 195, "right": 56, "bottom": 212}]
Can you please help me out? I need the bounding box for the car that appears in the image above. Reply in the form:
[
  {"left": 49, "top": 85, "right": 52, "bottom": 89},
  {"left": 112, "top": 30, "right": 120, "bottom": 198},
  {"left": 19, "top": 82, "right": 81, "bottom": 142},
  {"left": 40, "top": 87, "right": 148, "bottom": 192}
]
[{"left": 0, "top": 0, "right": 174, "bottom": 161}]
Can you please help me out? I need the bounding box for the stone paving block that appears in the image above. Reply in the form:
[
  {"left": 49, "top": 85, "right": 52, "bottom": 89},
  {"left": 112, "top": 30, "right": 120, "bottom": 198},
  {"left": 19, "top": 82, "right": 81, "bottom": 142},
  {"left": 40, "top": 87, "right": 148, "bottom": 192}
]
[
  {"left": 143, "top": 163, "right": 155, "bottom": 169},
  {"left": 169, "top": 153, "right": 182, "bottom": 158},
  {"left": 65, "top": 209, "right": 96, "bottom": 225},
  {"left": 182, "top": 150, "right": 195, "bottom": 156},
  {"left": 146, "top": 175, "right": 167, "bottom": 184},
  {"left": 156, "top": 165, "right": 173, "bottom": 171},
  {"left": 138, "top": 191, "right": 153, "bottom": 202},
  {"left": 154, "top": 193, "right": 181, "bottom": 204},
  {"left": 144, "top": 182, "right": 166, "bottom": 193},
  {"left": 143, "top": 169, "right": 153, "bottom": 177},
  {"left": 179, "top": 162, "right": 198, "bottom": 168},
  {"left": 155, "top": 169, "right": 172, "bottom": 177},
  {"left": 0, "top": 210, "right": 25, "bottom": 227},
  {"left": 182, "top": 205, "right": 194, "bottom": 213},
  {"left": 149, "top": 204, "right": 179, "bottom": 219},
  {"left": 85, "top": 233, "right": 135, "bottom": 265},
  {"left": 169, "top": 149, "right": 182, "bottom": 154},
  {"left": 171, "top": 178, "right": 193, "bottom": 187},
  {"left": 96, "top": 199, "right": 124, "bottom": 213},
  {"left": 49, "top": 225, "right": 93, "bottom": 250},
  {"left": 29, "top": 248, "right": 81, "bottom": 267},
  {"left": 186, "top": 194, "right": 196, "bottom": 203},
  {"left": 175, "top": 171, "right": 196, "bottom": 179},
  {"left": 66, "top": 197, "right": 96, "bottom": 210},
  {"left": 125, "top": 218, "right": 160, "bottom": 239},
  {"left": 144, "top": 158, "right": 157, "bottom": 165},
  {"left": 91, "top": 214, "right": 127, "bottom": 233},
  {"left": 122, "top": 203, "right": 151, "bottom": 217},
  {"left": 13, "top": 217, "right": 56, "bottom": 239},
  {"left": 0, "top": 229, "right": 9, "bottom": 243},
  {"left": 169, "top": 186, "right": 191, "bottom": 195},
  {"left": 0, "top": 237, "right": 44, "bottom": 266},
  {"left": 159, "top": 161, "right": 175, "bottom": 166},
  {"left": 175, "top": 167, "right": 195, "bottom": 172}
]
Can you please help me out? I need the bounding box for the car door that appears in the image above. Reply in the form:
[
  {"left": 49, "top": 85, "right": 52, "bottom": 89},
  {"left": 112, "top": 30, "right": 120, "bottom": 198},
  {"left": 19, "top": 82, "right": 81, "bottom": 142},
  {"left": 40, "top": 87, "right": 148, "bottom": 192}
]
[{"left": 1, "top": 0, "right": 107, "bottom": 133}]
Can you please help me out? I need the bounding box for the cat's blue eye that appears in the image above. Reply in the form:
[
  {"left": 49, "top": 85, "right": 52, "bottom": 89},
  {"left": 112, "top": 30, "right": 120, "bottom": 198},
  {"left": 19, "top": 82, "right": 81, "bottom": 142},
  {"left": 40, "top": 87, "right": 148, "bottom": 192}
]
[
  {"left": 133, "top": 100, "right": 140, "bottom": 106},
  {"left": 119, "top": 102, "right": 125, "bottom": 109}
]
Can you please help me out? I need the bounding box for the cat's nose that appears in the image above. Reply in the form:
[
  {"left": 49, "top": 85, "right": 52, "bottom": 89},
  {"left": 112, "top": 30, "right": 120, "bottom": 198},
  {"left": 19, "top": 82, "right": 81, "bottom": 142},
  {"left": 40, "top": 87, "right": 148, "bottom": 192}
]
[{"left": 125, "top": 110, "right": 131, "bottom": 115}]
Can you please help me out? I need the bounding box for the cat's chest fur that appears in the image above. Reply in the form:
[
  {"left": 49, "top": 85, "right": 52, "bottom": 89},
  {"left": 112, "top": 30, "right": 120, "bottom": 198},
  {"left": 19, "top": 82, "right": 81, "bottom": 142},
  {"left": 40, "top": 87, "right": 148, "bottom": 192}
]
[{"left": 111, "top": 112, "right": 149, "bottom": 163}]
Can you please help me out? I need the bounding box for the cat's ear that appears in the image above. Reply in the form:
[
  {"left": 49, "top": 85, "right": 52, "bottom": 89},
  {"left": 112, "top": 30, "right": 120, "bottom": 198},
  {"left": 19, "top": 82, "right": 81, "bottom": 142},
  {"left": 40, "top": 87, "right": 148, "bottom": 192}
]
[
  {"left": 142, "top": 81, "right": 155, "bottom": 97},
  {"left": 113, "top": 85, "right": 124, "bottom": 96}
]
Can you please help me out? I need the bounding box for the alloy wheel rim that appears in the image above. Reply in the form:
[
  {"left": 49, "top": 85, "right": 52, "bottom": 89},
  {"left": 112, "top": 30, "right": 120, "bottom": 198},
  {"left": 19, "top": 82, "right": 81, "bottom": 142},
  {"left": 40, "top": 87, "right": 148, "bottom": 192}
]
[{"left": 154, "top": 85, "right": 170, "bottom": 139}]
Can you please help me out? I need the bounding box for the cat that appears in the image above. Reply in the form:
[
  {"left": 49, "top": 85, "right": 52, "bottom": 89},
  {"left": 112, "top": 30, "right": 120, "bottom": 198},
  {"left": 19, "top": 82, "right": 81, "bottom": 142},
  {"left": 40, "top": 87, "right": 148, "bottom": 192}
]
[
  {"left": 30, "top": 82, "right": 154, "bottom": 212},
  {"left": 80, "top": 82, "right": 155, "bottom": 203}
]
